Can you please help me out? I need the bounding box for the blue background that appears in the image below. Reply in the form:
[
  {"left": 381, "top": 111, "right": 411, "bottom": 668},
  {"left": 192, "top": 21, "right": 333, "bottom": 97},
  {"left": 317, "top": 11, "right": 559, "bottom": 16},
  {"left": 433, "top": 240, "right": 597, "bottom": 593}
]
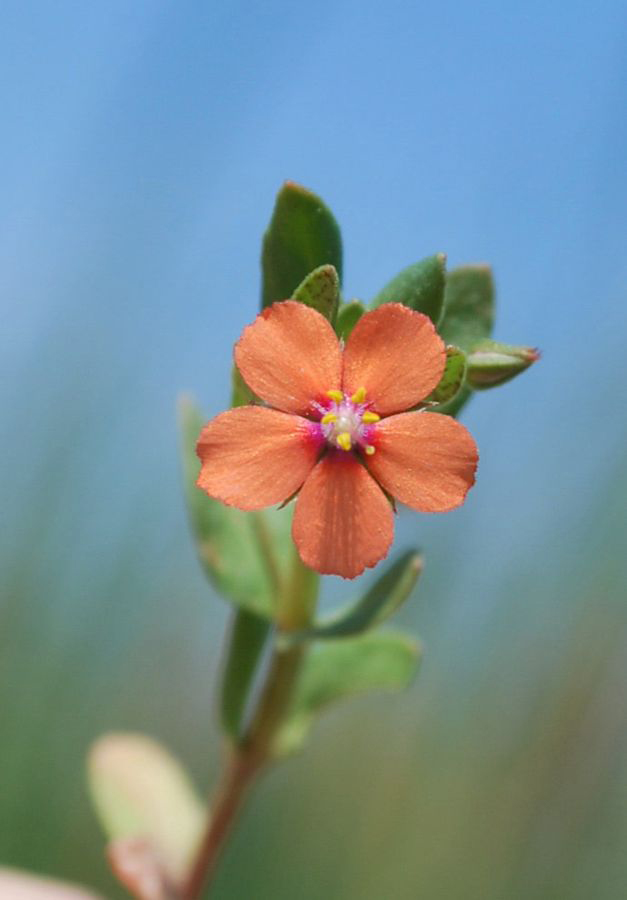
[{"left": 1, "top": 2, "right": 626, "bottom": 898}]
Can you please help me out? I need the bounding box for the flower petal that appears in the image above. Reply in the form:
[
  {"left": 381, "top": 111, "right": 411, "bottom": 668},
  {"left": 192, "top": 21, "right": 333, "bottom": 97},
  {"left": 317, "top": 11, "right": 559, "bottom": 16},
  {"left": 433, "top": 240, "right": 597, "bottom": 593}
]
[
  {"left": 235, "top": 301, "right": 342, "bottom": 414},
  {"left": 197, "top": 406, "right": 320, "bottom": 510},
  {"left": 367, "top": 411, "right": 478, "bottom": 512},
  {"left": 342, "top": 304, "right": 446, "bottom": 415},
  {"left": 292, "top": 453, "right": 394, "bottom": 578}
]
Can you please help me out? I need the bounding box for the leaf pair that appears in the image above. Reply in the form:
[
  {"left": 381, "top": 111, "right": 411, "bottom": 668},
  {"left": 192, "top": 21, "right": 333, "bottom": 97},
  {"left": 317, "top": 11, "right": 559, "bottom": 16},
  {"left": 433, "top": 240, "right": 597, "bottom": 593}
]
[{"left": 264, "top": 549, "right": 424, "bottom": 755}]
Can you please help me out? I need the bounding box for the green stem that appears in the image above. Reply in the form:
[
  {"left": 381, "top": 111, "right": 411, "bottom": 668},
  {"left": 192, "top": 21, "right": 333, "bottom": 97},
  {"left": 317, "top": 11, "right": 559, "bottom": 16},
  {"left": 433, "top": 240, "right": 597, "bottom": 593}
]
[
  {"left": 180, "top": 747, "right": 261, "bottom": 900},
  {"left": 244, "top": 643, "right": 305, "bottom": 757},
  {"left": 250, "top": 511, "right": 283, "bottom": 597},
  {"left": 277, "top": 547, "right": 319, "bottom": 631},
  {"left": 181, "top": 554, "right": 317, "bottom": 899}
]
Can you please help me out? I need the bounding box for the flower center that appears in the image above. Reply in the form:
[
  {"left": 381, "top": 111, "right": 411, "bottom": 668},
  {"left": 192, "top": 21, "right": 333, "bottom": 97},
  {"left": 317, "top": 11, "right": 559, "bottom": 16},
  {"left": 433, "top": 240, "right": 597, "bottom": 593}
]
[{"left": 319, "top": 387, "right": 379, "bottom": 454}]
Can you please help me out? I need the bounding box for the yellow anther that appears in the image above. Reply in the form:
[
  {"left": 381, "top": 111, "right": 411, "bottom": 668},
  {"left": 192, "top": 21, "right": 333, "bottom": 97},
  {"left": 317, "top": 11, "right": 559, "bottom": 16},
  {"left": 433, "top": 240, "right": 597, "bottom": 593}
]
[
  {"left": 362, "top": 411, "right": 380, "bottom": 424},
  {"left": 326, "top": 389, "right": 343, "bottom": 403},
  {"left": 351, "top": 386, "right": 367, "bottom": 404},
  {"left": 336, "top": 432, "right": 352, "bottom": 451},
  {"left": 364, "top": 445, "right": 376, "bottom": 456},
  {"left": 321, "top": 412, "right": 337, "bottom": 425}
]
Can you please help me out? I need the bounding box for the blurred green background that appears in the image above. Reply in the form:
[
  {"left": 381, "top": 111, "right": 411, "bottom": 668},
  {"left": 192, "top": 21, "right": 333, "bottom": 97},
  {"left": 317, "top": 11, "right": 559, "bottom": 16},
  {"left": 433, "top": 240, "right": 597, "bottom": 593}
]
[{"left": 1, "top": 2, "right": 626, "bottom": 898}]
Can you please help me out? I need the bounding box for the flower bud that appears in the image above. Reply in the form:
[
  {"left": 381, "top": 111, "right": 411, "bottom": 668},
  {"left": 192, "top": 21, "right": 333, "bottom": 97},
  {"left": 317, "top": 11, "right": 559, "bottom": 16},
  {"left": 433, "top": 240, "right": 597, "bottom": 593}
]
[{"left": 466, "top": 340, "right": 540, "bottom": 389}]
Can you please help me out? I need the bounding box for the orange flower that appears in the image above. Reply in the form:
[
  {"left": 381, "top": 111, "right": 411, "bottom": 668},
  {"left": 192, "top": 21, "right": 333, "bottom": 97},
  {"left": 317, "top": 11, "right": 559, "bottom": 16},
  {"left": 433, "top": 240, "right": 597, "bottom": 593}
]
[{"left": 197, "top": 301, "right": 478, "bottom": 579}]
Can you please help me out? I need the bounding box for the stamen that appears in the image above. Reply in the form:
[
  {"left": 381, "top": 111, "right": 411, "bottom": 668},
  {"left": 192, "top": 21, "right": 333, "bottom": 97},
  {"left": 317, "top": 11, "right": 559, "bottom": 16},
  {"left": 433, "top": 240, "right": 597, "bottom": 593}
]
[
  {"left": 364, "top": 445, "right": 376, "bottom": 456},
  {"left": 362, "top": 411, "right": 380, "bottom": 423},
  {"left": 336, "top": 432, "right": 352, "bottom": 451},
  {"left": 351, "top": 386, "right": 367, "bottom": 404},
  {"left": 326, "top": 389, "right": 343, "bottom": 403},
  {"left": 321, "top": 412, "right": 337, "bottom": 424}
]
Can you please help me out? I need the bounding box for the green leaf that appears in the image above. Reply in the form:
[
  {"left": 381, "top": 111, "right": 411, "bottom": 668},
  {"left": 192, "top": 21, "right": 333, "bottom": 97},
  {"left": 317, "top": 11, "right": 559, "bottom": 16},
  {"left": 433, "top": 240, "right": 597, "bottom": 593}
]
[
  {"left": 466, "top": 339, "right": 540, "bottom": 390},
  {"left": 336, "top": 299, "right": 365, "bottom": 340},
  {"left": 220, "top": 608, "right": 270, "bottom": 740},
  {"left": 426, "top": 345, "right": 467, "bottom": 407},
  {"left": 370, "top": 253, "right": 447, "bottom": 324},
  {"left": 434, "top": 265, "right": 495, "bottom": 417},
  {"left": 291, "top": 550, "right": 423, "bottom": 642},
  {"left": 179, "top": 395, "right": 293, "bottom": 619},
  {"left": 438, "top": 264, "right": 495, "bottom": 351},
  {"left": 275, "top": 631, "right": 422, "bottom": 755},
  {"left": 291, "top": 264, "right": 340, "bottom": 323},
  {"left": 87, "top": 733, "right": 206, "bottom": 888},
  {"left": 261, "top": 181, "right": 343, "bottom": 308}
]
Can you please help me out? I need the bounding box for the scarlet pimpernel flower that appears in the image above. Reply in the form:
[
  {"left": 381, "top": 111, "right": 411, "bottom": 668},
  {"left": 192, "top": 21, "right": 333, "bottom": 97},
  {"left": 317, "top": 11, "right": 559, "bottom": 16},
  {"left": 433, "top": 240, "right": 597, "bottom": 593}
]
[{"left": 196, "top": 301, "right": 478, "bottom": 579}]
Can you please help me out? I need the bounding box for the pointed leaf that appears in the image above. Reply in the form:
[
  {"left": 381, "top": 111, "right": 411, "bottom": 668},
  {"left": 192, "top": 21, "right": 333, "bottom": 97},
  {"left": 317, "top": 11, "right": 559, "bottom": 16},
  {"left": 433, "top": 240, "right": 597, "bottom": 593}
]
[
  {"left": 261, "top": 181, "right": 343, "bottom": 307},
  {"left": 275, "top": 631, "right": 422, "bottom": 755},
  {"left": 220, "top": 608, "right": 270, "bottom": 740},
  {"left": 370, "top": 253, "right": 446, "bottom": 324},
  {"left": 291, "top": 551, "right": 423, "bottom": 641},
  {"left": 336, "top": 299, "right": 365, "bottom": 340},
  {"left": 438, "top": 264, "right": 495, "bottom": 351},
  {"left": 87, "top": 733, "right": 206, "bottom": 888},
  {"left": 291, "top": 264, "right": 340, "bottom": 323},
  {"left": 426, "top": 345, "right": 467, "bottom": 407},
  {"left": 466, "top": 339, "right": 540, "bottom": 389},
  {"left": 179, "top": 395, "right": 293, "bottom": 619}
]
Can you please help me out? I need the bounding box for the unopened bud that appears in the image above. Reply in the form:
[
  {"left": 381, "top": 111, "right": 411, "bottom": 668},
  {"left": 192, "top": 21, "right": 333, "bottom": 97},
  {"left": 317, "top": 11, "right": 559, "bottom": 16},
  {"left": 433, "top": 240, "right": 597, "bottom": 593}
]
[{"left": 466, "top": 340, "right": 540, "bottom": 389}]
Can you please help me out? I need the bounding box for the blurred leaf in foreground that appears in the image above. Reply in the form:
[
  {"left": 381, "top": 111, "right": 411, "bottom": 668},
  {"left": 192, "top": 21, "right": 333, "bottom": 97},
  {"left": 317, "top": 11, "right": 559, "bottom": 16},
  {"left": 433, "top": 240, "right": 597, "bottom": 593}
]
[
  {"left": 87, "top": 732, "right": 206, "bottom": 893},
  {"left": 0, "top": 869, "right": 103, "bottom": 899}
]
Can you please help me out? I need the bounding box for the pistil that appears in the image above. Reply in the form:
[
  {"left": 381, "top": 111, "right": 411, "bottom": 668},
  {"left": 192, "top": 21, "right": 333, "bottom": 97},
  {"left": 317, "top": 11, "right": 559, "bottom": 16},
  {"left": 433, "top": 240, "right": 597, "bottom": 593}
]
[{"left": 320, "top": 388, "right": 378, "bottom": 455}]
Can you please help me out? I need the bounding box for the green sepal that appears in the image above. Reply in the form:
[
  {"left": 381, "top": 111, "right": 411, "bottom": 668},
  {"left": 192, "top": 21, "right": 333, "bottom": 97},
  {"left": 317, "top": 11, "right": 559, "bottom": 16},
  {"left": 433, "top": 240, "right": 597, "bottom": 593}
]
[
  {"left": 231, "top": 364, "right": 255, "bottom": 408},
  {"left": 438, "top": 264, "right": 495, "bottom": 351},
  {"left": 261, "top": 181, "right": 343, "bottom": 308},
  {"left": 432, "top": 385, "right": 472, "bottom": 418},
  {"left": 179, "top": 395, "right": 292, "bottom": 619},
  {"left": 288, "top": 550, "right": 423, "bottom": 642},
  {"left": 220, "top": 608, "right": 271, "bottom": 741},
  {"left": 336, "top": 299, "right": 365, "bottom": 340},
  {"left": 370, "top": 253, "right": 446, "bottom": 324},
  {"left": 87, "top": 733, "right": 206, "bottom": 887},
  {"left": 274, "top": 631, "right": 422, "bottom": 756},
  {"left": 426, "top": 345, "right": 467, "bottom": 407},
  {"left": 291, "top": 264, "right": 340, "bottom": 323},
  {"left": 466, "top": 339, "right": 540, "bottom": 389}
]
